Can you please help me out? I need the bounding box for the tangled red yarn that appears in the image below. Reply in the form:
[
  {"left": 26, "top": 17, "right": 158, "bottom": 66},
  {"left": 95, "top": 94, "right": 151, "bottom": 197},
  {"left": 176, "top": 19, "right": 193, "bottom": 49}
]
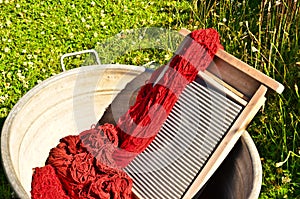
[
  {"left": 31, "top": 28, "right": 222, "bottom": 199},
  {"left": 46, "top": 125, "right": 132, "bottom": 199},
  {"left": 113, "top": 28, "right": 223, "bottom": 166},
  {"left": 31, "top": 165, "right": 70, "bottom": 199}
]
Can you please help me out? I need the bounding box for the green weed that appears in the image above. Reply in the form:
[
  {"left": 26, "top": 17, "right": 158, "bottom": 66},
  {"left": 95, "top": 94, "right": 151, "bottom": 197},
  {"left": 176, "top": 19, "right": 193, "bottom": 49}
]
[
  {"left": 0, "top": 0, "right": 299, "bottom": 198},
  {"left": 191, "top": 0, "right": 299, "bottom": 198}
]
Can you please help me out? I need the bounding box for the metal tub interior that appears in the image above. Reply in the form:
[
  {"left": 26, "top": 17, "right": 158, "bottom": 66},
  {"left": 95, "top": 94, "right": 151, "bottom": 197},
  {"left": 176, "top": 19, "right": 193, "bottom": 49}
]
[{"left": 1, "top": 65, "right": 261, "bottom": 199}]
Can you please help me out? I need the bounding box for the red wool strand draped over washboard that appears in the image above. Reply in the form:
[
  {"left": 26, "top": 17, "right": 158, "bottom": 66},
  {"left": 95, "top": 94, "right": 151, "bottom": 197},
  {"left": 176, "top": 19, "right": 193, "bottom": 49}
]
[{"left": 31, "top": 28, "right": 223, "bottom": 199}]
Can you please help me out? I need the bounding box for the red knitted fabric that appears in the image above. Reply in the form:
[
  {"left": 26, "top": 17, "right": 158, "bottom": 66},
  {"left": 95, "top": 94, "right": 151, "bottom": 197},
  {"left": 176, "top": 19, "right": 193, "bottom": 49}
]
[
  {"left": 31, "top": 165, "right": 70, "bottom": 199},
  {"left": 31, "top": 28, "right": 222, "bottom": 198}
]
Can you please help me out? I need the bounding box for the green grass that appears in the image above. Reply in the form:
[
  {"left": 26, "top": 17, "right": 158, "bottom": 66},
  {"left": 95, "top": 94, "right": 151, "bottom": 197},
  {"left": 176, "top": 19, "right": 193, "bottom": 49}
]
[{"left": 0, "top": 0, "right": 299, "bottom": 198}]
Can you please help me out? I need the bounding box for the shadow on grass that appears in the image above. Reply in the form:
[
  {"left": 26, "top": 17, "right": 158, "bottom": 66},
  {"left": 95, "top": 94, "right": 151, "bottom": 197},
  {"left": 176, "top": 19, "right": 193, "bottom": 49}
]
[
  {"left": 0, "top": 117, "right": 19, "bottom": 199},
  {"left": 0, "top": 117, "right": 5, "bottom": 135}
]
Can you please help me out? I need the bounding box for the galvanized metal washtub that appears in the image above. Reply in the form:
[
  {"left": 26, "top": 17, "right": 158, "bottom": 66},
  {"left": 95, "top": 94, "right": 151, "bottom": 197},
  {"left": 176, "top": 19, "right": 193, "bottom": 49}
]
[{"left": 1, "top": 64, "right": 262, "bottom": 199}]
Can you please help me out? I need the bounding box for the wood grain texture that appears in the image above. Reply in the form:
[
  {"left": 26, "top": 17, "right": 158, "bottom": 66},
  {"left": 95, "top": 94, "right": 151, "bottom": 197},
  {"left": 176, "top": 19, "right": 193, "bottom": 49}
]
[
  {"left": 215, "top": 50, "right": 284, "bottom": 94},
  {"left": 198, "top": 70, "right": 248, "bottom": 106}
]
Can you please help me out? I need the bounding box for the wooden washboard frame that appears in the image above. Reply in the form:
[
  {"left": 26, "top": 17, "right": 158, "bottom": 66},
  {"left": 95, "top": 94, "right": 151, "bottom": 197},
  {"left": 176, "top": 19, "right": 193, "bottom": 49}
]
[
  {"left": 176, "top": 28, "right": 284, "bottom": 198},
  {"left": 98, "top": 29, "right": 284, "bottom": 199}
]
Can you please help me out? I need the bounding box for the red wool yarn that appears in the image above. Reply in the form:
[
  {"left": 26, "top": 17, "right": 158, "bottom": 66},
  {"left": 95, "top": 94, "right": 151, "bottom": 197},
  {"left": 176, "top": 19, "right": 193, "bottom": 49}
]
[
  {"left": 31, "top": 28, "right": 223, "bottom": 199},
  {"left": 31, "top": 165, "right": 70, "bottom": 199},
  {"left": 46, "top": 125, "right": 132, "bottom": 199},
  {"left": 113, "top": 28, "right": 223, "bottom": 166}
]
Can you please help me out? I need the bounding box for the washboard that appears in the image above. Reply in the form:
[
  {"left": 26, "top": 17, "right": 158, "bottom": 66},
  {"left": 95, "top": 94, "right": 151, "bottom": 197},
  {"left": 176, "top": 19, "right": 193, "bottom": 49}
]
[{"left": 98, "top": 29, "right": 284, "bottom": 199}]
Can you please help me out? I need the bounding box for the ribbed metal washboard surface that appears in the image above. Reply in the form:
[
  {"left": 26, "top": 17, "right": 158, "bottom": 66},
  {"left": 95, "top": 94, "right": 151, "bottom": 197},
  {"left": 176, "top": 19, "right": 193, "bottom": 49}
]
[{"left": 124, "top": 80, "right": 243, "bottom": 199}]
